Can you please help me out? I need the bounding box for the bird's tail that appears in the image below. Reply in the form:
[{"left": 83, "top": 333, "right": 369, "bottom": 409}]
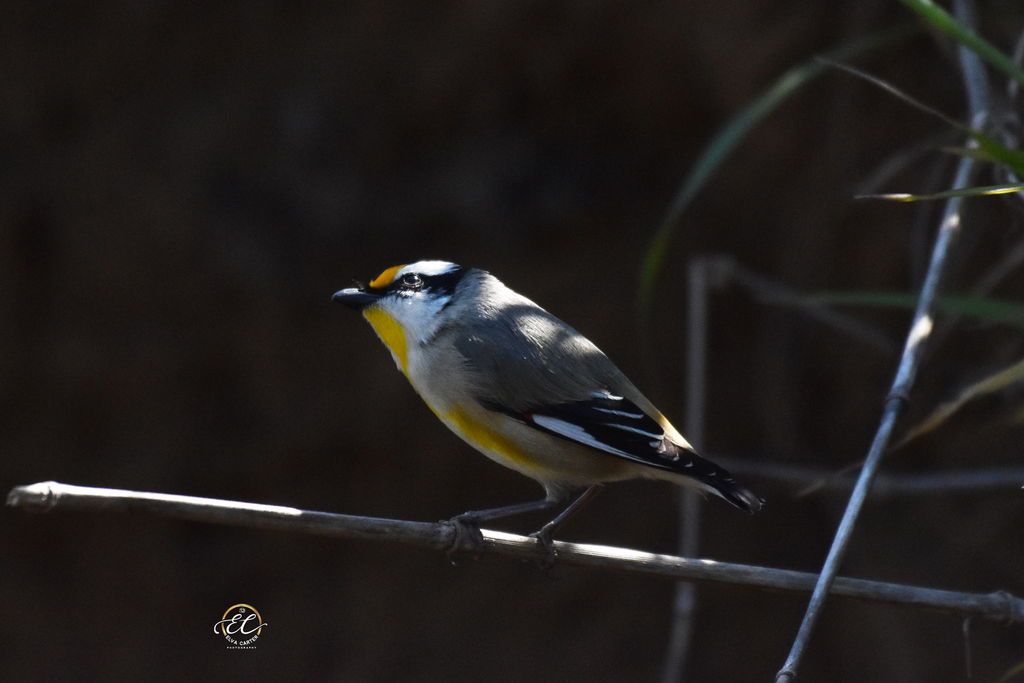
[
  {"left": 655, "top": 447, "right": 763, "bottom": 513},
  {"left": 707, "top": 475, "right": 763, "bottom": 513}
]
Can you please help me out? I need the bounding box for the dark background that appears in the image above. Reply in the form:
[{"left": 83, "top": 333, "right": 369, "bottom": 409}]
[{"left": 4, "top": 1, "right": 1024, "bottom": 681}]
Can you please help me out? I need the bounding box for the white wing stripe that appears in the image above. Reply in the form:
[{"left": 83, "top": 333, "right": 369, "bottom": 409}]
[
  {"left": 606, "top": 423, "right": 663, "bottom": 439},
  {"left": 590, "top": 391, "right": 624, "bottom": 400},
  {"left": 531, "top": 415, "right": 632, "bottom": 457},
  {"left": 593, "top": 406, "right": 646, "bottom": 419}
]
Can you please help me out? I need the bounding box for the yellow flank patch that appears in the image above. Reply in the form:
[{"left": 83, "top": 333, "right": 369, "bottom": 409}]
[
  {"left": 363, "top": 308, "right": 409, "bottom": 374},
  {"left": 444, "top": 405, "right": 533, "bottom": 468},
  {"left": 369, "top": 264, "right": 405, "bottom": 290}
]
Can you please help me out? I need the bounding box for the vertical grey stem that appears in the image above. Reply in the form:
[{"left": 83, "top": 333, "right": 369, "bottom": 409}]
[
  {"left": 661, "top": 258, "right": 711, "bottom": 683},
  {"left": 775, "top": 5, "right": 986, "bottom": 678}
]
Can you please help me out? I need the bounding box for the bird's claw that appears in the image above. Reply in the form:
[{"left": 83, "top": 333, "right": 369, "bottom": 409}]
[
  {"left": 446, "top": 513, "right": 559, "bottom": 569},
  {"left": 529, "top": 523, "right": 558, "bottom": 567}
]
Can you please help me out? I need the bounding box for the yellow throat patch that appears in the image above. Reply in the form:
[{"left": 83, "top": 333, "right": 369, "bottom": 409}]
[{"left": 363, "top": 308, "right": 409, "bottom": 375}]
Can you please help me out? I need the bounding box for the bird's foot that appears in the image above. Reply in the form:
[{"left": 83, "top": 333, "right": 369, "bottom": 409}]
[{"left": 528, "top": 523, "right": 558, "bottom": 568}]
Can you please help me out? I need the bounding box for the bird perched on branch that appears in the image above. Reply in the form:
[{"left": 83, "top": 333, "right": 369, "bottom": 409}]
[{"left": 334, "top": 260, "right": 761, "bottom": 553}]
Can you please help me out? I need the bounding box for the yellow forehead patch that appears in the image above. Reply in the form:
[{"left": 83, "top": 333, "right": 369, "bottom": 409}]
[{"left": 369, "top": 264, "right": 406, "bottom": 290}]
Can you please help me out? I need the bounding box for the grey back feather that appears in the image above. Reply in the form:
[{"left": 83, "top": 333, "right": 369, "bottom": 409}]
[{"left": 441, "top": 270, "right": 651, "bottom": 414}]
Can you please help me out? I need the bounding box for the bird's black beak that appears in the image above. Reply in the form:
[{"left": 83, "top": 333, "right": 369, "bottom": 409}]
[{"left": 332, "top": 285, "right": 381, "bottom": 311}]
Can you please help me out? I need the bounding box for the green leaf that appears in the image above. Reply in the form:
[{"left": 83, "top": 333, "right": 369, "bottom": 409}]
[
  {"left": 857, "top": 183, "right": 1024, "bottom": 202},
  {"left": 807, "top": 291, "right": 1024, "bottom": 329},
  {"left": 897, "top": 357, "right": 1024, "bottom": 447},
  {"left": 637, "top": 25, "right": 918, "bottom": 315},
  {"left": 994, "top": 658, "right": 1024, "bottom": 683},
  {"left": 898, "top": 0, "right": 1024, "bottom": 87},
  {"left": 826, "top": 61, "right": 1024, "bottom": 177},
  {"left": 970, "top": 130, "right": 1024, "bottom": 177}
]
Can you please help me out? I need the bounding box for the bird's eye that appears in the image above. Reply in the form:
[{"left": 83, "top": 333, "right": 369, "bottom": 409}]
[{"left": 400, "top": 273, "right": 423, "bottom": 289}]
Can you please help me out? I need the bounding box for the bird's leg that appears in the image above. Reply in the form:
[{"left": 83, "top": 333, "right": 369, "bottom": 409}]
[
  {"left": 530, "top": 485, "right": 605, "bottom": 561},
  {"left": 447, "top": 498, "right": 561, "bottom": 555}
]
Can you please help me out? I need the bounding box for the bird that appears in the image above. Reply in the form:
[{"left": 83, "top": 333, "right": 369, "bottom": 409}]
[{"left": 333, "top": 260, "right": 761, "bottom": 552}]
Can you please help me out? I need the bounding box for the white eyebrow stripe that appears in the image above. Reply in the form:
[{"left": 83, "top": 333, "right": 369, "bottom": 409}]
[{"left": 400, "top": 260, "right": 459, "bottom": 277}]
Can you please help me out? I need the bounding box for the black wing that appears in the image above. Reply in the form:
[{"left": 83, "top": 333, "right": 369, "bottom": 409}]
[{"left": 480, "top": 391, "right": 762, "bottom": 512}]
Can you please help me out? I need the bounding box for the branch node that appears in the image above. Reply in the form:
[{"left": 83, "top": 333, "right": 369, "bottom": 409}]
[
  {"left": 775, "top": 667, "right": 797, "bottom": 683},
  {"left": 884, "top": 389, "right": 911, "bottom": 408},
  {"left": 993, "top": 590, "right": 1024, "bottom": 625},
  {"left": 6, "top": 480, "right": 59, "bottom": 512},
  {"left": 444, "top": 517, "right": 486, "bottom": 560}
]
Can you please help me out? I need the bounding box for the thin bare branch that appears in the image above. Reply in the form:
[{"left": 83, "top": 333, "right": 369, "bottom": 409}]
[
  {"left": 659, "top": 259, "right": 712, "bottom": 683},
  {"left": 8, "top": 481, "right": 1024, "bottom": 625},
  {"left": 776, "top": 2, "right": 992, "bottom": 679},
  {"left": 707, "top": 256, "right": 898, "bottom": 354}
]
